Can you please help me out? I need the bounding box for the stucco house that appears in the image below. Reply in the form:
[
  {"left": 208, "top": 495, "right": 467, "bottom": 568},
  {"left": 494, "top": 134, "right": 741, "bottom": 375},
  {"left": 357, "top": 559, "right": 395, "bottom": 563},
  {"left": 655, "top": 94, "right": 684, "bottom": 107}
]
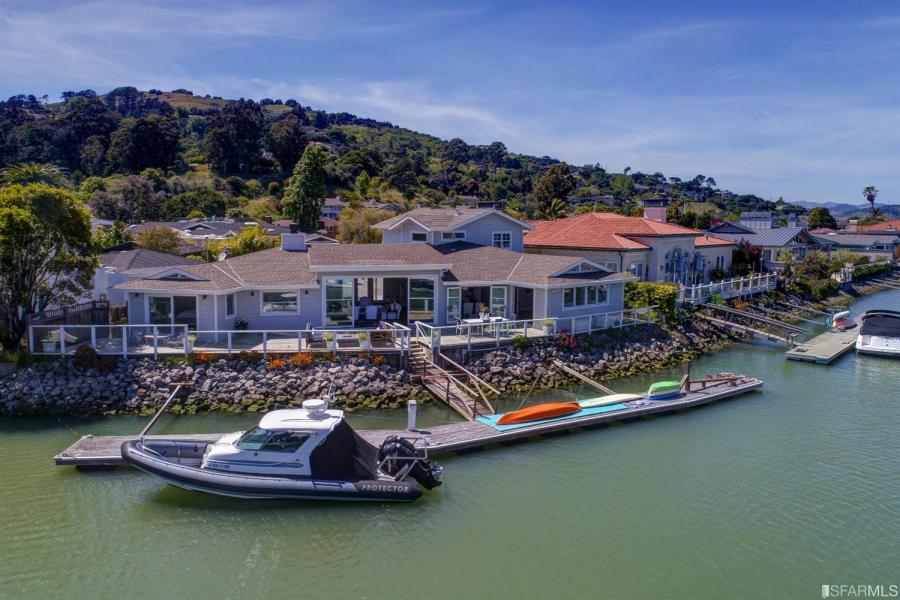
[
  {"left": 114, "top": 209, "right": 636, "bottom": 333},
  {"left": 523, "top": 211, "right": 734, "bottom": 284}
]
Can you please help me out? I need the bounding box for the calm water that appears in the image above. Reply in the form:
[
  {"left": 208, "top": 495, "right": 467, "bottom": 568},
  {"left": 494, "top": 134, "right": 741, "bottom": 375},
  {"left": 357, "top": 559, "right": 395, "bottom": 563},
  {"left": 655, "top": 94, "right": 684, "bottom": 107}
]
[{"left": 2, "top": 291, "right": 899, "bottom": 599}]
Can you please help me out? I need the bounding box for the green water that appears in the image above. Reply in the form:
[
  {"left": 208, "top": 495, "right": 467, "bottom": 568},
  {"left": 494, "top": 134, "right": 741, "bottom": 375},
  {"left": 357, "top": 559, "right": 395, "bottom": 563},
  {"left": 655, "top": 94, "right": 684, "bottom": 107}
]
[{"left": 2, "top": 292, "right": 899, "bottom": 599}]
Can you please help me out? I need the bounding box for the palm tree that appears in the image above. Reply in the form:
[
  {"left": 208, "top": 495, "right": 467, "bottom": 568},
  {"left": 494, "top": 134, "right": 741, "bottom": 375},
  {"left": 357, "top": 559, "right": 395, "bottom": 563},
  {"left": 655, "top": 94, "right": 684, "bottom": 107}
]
[
  {"left": 0, "top": 162, "right": 70, "bottom": 189},
  {"left": 863, "top": 185, "right": 879, "bottom": 215},
  {"left": 537, "top": 197, "right": 569, "bottom": 220}
]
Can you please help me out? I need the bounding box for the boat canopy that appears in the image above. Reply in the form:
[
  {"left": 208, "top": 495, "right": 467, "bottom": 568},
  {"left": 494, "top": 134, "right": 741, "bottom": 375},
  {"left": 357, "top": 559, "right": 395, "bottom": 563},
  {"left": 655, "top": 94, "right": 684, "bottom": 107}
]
[{"left": 860, "top": 310, "right": 900, "bottom": 337}]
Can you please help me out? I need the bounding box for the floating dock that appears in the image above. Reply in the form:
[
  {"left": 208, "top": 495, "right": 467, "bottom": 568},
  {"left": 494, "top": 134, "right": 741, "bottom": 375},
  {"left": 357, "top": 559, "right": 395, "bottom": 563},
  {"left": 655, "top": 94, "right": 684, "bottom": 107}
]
[
  {"left": 785, "top": 329, "right": 858, "bottom": 364},
  {"left": 54, "top": 377, "right": 763, "bottom": 468}
]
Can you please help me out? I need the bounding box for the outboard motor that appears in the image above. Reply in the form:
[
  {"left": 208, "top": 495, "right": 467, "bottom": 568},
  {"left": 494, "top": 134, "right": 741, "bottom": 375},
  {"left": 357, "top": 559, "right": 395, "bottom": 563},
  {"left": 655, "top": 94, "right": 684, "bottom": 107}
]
[{"left": 378, "top": 436, "right": 443, "bottom": 490}]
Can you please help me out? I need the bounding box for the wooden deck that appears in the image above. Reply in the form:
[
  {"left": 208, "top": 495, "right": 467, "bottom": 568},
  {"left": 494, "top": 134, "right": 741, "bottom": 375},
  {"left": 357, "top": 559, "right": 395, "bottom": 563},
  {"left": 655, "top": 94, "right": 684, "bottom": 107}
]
[
  {"left": 54, "top": 378, "right": 763, "bottom": 467},
  {"left": 785, "top": 329, "right": 858, "bottom": 364}
]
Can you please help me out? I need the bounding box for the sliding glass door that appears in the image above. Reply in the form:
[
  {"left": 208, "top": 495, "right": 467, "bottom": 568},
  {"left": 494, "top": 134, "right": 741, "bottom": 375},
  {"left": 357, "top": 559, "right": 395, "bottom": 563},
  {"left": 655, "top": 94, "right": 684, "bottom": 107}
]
[
  {"left": 325, "top": 278, "right": 354, "bottom": 327},
  {"left": 148, "top": 296, "right": 173, "bottom": 335},
  {"left": 408, "top": 279, "right": 435, "bottom": 323}
]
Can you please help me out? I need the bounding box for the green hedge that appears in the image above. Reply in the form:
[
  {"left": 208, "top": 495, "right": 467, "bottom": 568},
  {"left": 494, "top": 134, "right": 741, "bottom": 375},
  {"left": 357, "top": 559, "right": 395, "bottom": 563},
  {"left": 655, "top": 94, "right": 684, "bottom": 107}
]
[
  {"left": 853, "top": 262, "right": 894, "bottom": 280},
  {"left": 624, "top": 281, "right": 678, "bottom": 322}
]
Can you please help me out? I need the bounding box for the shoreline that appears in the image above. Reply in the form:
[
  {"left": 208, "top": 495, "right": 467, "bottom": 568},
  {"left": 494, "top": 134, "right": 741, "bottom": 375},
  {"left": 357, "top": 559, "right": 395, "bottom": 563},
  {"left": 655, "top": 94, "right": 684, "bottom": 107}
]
[{"left": 0, "top": 321, "right": 738, "bottom": 418}]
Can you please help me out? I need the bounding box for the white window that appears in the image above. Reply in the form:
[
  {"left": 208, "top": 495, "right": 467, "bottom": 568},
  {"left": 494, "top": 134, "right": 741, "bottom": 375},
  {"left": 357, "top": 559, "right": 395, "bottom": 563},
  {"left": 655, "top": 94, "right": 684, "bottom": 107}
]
[
  {"left": 492, "top": 232, "right": 512, "bottom": 249},
  {"left": 411, "top": 232, "right": 427, "bottom": 242},
  {"left": 605, "top": 262, "right": 618, "bottom": 272},
  {"left": 715, "top": 256, "right": 725, "bottom": 271},
  {"left": 563, "top": 285, "right": 608, "bottom": 308},
  {"left": 225, "top": 294, "right": 236, "bottom": 318},
  {"left": 261, "top": 291, "right": 299, "bottom": 314},
  {"left": 441, "top": 231, "right": 466, "bottom": 241},
  {"left": 629, "top": 263, "right": 644, "bottom": 280}
]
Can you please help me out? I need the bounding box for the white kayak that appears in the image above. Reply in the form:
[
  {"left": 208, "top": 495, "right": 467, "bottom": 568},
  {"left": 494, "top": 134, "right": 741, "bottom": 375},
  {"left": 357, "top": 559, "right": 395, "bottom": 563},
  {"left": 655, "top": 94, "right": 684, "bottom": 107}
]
[{"left": 578, "top": 393, "right": 644, "bottom": 408}]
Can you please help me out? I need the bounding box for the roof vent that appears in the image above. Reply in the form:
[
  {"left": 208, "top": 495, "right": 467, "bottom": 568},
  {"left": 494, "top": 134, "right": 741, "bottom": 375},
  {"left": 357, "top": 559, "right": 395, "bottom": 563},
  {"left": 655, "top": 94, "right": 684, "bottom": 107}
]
[{"left": 302, "top": 399, "right": 327, "bottom": 417}]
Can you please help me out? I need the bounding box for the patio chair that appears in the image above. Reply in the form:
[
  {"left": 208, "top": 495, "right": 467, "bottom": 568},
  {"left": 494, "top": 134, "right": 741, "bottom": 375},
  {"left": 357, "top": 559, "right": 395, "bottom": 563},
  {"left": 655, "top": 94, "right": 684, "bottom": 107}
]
[
  {"left": 165, "top": 334, "right": 185, "bottom": 348},
  {"left": 303, "top": 322, "right": 324, "bottom": 343}
]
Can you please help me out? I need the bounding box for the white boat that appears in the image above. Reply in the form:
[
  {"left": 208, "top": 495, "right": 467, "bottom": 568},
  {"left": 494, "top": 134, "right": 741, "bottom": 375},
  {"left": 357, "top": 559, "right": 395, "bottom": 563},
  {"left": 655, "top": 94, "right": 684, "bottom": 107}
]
[
  {"left": 121, "top": 399, "right": 443, "bottom": 502},
  {"left": 856, "top": 310, "right": 900, "bottom": 358}
]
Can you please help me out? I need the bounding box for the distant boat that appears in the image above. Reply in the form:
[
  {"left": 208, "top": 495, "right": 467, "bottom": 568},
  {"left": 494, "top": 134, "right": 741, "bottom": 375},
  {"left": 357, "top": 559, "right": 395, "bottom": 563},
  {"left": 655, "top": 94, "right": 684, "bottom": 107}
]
[
  {"left": 830, "top": 310, "right": 857, "bottom": 331},
  {"left": 856, "top": 310, "right": 900, "bottom": 358},
  {"left": 496, "top": 402, "right": 582, "bottom": 425},
  {"left": 578, "top": 393, "right": 643, "bottom": 408},
  {"left": 647, "top": 381, "right": 682, "bottom": 400}
]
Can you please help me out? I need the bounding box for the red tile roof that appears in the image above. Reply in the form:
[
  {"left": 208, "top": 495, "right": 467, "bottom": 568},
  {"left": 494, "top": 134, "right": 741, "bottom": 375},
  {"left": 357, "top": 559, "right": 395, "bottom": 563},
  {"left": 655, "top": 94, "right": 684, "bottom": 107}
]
[
  {"left": 525, "top": 213, "right": 702, "bottom": 251},
  {"left": 694, "top": 235, "right": 735, "bottom": 247},
  {"left": 862, "top": 219, "right": 900, "bottom": 232}
]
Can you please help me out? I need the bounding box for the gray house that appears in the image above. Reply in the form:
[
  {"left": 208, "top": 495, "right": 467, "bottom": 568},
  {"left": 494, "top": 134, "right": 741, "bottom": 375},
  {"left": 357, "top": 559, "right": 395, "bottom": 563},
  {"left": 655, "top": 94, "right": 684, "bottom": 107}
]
[{"left": 115, "top": 208, "right": 635, "bottom": 333}]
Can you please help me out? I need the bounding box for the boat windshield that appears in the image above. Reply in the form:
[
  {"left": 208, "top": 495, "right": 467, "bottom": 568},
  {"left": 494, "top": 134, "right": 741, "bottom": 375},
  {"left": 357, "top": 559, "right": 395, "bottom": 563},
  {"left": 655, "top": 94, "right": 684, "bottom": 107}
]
[{"left": 235, "top": 428, "right": 311, "bottom": 453}]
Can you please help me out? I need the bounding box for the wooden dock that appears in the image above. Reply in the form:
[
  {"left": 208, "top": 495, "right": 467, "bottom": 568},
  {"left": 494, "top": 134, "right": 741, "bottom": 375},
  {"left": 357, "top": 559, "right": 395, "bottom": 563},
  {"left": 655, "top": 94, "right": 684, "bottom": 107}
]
[
  {"left": 54, "top": 378, "right": 763, "bottom": 468},
  {"left": 785, "top": 329, "right": 858, "bottom": 364}
]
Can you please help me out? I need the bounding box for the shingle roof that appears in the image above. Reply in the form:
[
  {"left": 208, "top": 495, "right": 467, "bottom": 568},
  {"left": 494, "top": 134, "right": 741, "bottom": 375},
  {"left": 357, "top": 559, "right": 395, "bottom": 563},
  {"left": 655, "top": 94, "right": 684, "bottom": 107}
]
[
  {"left": 115, "top": 248, "right": 318, "bottom": 291},
  {"left": 524, "top": 213, "right": 702, "bottom": 251},
  {"left": 116, "top": 242, "right": 633, "bottom": 292},
  {"left": 811, "top": 233, "right": 900, "bottom": 248},
  {"left": 373, "top": 207, "right": 525, "bottom": 231},
  {"left": 100, "top": 248, "right": 197, "bottom": 271}
]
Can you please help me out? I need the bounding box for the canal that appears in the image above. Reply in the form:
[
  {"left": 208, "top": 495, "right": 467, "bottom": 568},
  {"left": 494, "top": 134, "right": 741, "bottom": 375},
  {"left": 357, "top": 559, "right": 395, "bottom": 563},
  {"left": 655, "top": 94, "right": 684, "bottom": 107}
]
[{"left": 1, "top": 289, "right": 898, "bottom": 599}]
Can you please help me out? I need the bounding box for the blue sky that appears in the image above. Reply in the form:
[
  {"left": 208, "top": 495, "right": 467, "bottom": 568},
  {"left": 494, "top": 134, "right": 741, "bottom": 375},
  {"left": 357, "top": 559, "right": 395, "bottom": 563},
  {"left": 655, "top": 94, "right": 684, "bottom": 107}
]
[{"left": 2, "top": 0, "right": 900, "bottom": 204}]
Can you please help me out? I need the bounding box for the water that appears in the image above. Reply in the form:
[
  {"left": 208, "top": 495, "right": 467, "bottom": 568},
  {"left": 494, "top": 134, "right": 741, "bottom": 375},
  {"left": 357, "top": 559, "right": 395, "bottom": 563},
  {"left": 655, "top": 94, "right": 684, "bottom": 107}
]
[{"left": 2, "top": 291, "right": 899, "bottom": 599}]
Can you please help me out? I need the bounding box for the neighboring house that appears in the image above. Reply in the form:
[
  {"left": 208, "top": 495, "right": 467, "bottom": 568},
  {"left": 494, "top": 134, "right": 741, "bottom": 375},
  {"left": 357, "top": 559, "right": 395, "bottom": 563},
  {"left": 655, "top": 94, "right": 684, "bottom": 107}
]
[
  {"left": 811, "top": 232, "right": 900, "bottom": 262},
  {"left": 115, "top": 233, "right": 635, "bottom": 331},
  {"left": 93, "top": 247, "right": 198, "bottom": 306},
  {"left": 862, "top": 219, "right": 900, "bottom": 233},
  {"left": 320, "top": 197, "right": 348, "bottom": 220},
  {"left": 373, "top": 207, "right": 532, "bottom": 252},
  {"left": 706, "top": 221, "right": 822, "bottom": 270},
  {"left": 524, "top": 210, "right": 734, "bottom": 285},
  {"left": 739, "top": 211, "right": 778, "bottom": 229},
  {"left": 129, "top": 219, "right": 290, "bottom": 242}
]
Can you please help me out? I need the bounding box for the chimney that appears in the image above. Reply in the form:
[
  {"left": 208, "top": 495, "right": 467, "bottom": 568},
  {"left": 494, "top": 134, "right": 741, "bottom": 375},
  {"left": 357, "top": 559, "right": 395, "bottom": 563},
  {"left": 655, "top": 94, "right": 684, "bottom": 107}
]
[
  {"left": 641, "top": 197, "right": 669, "bottom": 223},
  {"left": 847, "top": 219, "right": 859, "bottom": 233},
  {"left": 281, "top": 225, "right": 307, "bottom": 251}
]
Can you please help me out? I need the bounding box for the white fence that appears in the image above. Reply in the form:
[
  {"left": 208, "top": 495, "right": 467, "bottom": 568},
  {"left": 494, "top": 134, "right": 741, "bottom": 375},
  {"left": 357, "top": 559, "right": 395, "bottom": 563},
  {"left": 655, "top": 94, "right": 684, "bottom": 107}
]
[
  {"left": 29, "top": 324, "right": 412, "bottom": 358},
  {"left": 414, "top": 307, "right": 657, "bottom": 351},
  {"left": 677, "top": 273, "right": 777, "bottom": 305}
]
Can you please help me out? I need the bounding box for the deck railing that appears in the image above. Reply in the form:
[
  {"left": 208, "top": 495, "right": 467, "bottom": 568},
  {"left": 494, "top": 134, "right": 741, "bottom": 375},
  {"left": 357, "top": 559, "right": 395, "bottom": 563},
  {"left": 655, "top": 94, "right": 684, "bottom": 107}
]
[
  {"left": 414, "top": 307, "right": 657, "bottom": 351},
  {"left": 28, "top": 323, "right": 412, "bottom": 359},
  {"left": 677, "top": 273, "right": 777, "bottom": 305}
]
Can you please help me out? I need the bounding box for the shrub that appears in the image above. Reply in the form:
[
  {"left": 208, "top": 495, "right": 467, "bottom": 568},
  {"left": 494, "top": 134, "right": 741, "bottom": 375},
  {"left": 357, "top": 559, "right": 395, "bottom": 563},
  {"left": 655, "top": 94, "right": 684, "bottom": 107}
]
[
  {"left": 553, "top": 332, "right": 578, "bottom": 350},
  {"left": 288, "top": 352, "right": 314, "bottom": 368},
  {"left": 370, "top": 354, "right": 387, "bottom": 366},
  {"left": 238, "top": 350, "right": 261, "bottom": 363},
  {"left": 708, "top": 294, "right": 725, "bottom": 305},
  {"left": 96, "top": 356, "right": 118, "bottom": 374},
  {"left": 511, "top": 334, "right": 530, "bottom": 350},
  {"left": 853, "top": 262, "right": 893, "bottom": 280},
  {"left": 72, "top": 344, "right": 98, "bottom": 369},
  {"left": 267, "top": 355, "right": 286, "bottom": 370},
  {"left": 189, "top": 352, "right": 213, "bottom": 365}
]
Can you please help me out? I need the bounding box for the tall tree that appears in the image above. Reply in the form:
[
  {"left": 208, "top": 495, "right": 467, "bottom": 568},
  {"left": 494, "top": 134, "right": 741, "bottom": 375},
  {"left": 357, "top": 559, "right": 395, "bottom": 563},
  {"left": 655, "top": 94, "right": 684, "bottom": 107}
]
[
  {"left": 106, "top": 114, "right": 180, "bottom": 172},
  {"left": 282, "top": 145, "right": 328, "bottom": 232},
  {"left": 336, "top": 207, "right": 391, "bottom": 243},
  {"left": 0, "top": 184, "right": 97, "bottom": 350},
  {"left": 807, "top": 206, "right": 837, "bottom": 229},
  {"left": 265, "top": 114, "right": 308, "bottom": 172},
  {"left": 209, "top": 225, "right": 277, "bottom": 260},
  {"left": 135, "top": 226, "right": 182, "bottom": 254},
  {"left": 863, "top": 185, "right": 878, "bottom": 215},
  {"left": 206, "top": 99, "right": 264, "bottom": 174},
  {"left": 532, "top": 163, "right": 576, "bottom": 217}
]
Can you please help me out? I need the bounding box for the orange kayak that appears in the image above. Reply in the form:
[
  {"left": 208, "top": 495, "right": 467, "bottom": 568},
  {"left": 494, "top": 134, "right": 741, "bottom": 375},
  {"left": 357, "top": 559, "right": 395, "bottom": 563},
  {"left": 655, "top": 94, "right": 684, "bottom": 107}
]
[{"left": 496, "top": 402, "right": 582, "bottom": 425}]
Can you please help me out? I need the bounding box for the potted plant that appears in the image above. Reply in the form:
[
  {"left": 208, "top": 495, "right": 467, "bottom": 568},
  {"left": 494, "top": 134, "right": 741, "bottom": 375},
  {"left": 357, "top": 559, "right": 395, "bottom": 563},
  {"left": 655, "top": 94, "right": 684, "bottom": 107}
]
[
  {"left": 357, "top": 331, "right": 370, "bottom": 350},
  {"left": 187, "top": 333, "right": 197, "bottom": 352},
  {"left": 42, "top": 335, "right": 57, "bottom": 353},
  {"left": 323, "top": 331, "right": 337, "bottom": 351},
  {"left": 542, "top": 319, "right": 555, "bottom": 335},
  {"left": 479, "top": 304, "right": 490, "bottom": 320}
]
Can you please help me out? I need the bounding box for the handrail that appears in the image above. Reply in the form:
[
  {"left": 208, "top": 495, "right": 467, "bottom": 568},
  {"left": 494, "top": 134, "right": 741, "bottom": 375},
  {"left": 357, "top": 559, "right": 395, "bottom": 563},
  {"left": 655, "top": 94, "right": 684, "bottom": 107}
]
[{"left": 437, "top": 352, "right": 501, "bottom": 396}]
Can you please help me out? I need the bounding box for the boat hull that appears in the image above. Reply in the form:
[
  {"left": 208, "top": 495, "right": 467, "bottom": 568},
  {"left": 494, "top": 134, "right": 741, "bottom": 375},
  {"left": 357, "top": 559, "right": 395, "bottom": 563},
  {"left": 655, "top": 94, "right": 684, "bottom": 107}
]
[
  {"left": 496, "top": 402, "right": 582, "bottom": 425},
  {"left": 121, "top": 440, "right": 423, "bottom": 502},
  {"left": 578, "top": 393, "right": 643, "bottom": 408}
]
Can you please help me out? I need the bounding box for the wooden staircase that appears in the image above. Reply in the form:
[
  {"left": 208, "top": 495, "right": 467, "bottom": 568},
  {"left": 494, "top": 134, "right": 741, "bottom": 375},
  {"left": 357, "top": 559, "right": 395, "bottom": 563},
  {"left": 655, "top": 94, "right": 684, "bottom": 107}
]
[{"left": 410, "top": 343, "right": 495, "bottom": 420}]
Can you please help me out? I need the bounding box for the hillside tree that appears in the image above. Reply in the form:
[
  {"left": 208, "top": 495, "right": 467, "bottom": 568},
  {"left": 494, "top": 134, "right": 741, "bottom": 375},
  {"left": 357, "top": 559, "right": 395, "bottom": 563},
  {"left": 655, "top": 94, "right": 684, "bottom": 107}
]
[
  {"left": 807, "top": 207, "right": 837, "bottom": 229},
  {"left": 266, "top": 115, "right": 308, "bottom": 172},
  {"left": 532, "top": 163, "right": 576, "bottom": 217},
  {"left": 206, "top": 99, "right": 264, "bottom": 173}
]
